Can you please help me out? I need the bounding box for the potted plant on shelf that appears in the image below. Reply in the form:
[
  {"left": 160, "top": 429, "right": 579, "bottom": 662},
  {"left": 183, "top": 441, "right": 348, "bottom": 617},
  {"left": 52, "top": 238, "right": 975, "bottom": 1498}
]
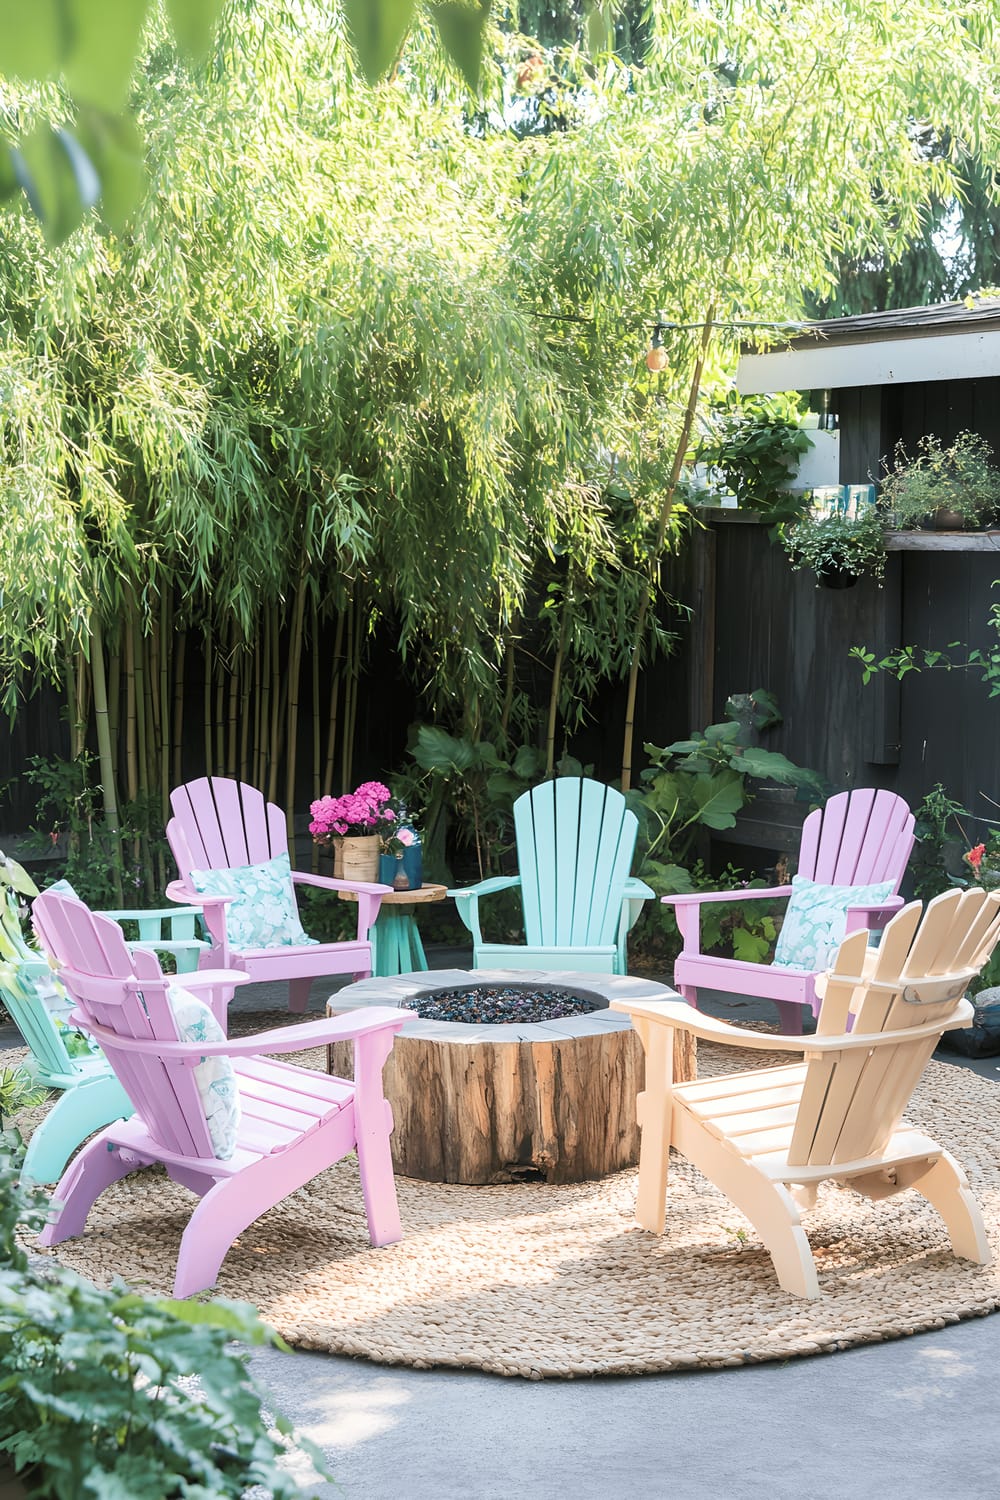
[
  {"left": 879, "top": 430, "right": 1000, "bottom": 531},
  {"left": 779, "top": 504, "right": 886, "bottom": 588}
]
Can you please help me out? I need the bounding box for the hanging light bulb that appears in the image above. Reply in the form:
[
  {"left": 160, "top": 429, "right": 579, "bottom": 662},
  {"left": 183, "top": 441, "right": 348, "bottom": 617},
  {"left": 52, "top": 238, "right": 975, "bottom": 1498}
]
[{"left": 645, "top": 316, "right": 669, "bottom": 373}]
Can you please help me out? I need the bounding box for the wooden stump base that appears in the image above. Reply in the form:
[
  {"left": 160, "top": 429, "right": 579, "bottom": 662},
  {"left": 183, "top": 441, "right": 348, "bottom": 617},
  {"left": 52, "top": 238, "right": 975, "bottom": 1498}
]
[{"left": 328, "top": 1010, "right": 695, "bottom": 1186}]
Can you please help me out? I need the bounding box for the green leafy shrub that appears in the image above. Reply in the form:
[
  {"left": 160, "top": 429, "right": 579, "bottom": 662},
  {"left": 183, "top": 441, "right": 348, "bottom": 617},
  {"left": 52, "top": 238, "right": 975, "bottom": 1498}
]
[
  {"left": 696, "top": 394, "right": 813, "bottom": 523},
  {"left": 0, "top": 1142, "right": 332, "bottom": 1497},
  {"left": 880, "top": 431, "right": 1000, "bottom": 528},
  {"left": 628, "top": 692, "right": 825, "bottom": 967}
]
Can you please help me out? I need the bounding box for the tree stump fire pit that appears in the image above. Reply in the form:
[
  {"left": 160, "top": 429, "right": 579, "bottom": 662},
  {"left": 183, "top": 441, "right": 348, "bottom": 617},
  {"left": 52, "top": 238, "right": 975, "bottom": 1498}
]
[{"left": 326, "top": 969, "right": 695, "bottom": 1185}]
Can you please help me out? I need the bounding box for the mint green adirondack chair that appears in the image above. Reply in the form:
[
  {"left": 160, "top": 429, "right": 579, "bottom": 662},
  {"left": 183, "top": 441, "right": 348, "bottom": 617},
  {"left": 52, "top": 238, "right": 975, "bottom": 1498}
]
[
  {"left": 0, "top": 869, "right": 209, "bottom": 1184},
  {"left": 448, "top": 778, "right": 654, "bottom": 974}
]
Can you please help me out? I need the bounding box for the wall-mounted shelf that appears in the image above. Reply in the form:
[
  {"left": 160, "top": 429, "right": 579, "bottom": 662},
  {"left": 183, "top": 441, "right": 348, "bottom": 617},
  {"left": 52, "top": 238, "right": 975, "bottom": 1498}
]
[
  {"left": 694, "top": 510, "right": 1000, "bottom": 553},
  {"left": 884, "top": 530, "right": 1000, "bottom": 552}
]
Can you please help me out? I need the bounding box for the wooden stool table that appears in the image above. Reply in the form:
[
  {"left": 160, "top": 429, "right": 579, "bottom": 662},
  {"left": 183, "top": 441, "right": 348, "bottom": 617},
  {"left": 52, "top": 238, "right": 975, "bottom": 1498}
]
[{"left": 338, "top": 883, "right": 448, "bottom": 977}]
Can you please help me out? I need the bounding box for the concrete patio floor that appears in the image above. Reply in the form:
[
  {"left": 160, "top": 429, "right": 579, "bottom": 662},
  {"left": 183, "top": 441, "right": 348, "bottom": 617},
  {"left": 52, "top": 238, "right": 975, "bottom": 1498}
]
[{"left": 229, "top": 948, "right": 1000, "bottom": 1500}]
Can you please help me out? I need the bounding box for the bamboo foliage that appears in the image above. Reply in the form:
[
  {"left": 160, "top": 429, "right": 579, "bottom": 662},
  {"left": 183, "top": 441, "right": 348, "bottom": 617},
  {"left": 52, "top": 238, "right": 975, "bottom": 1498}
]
[{"left": 0, "top": 2, "right": 994, "bottom": 881}]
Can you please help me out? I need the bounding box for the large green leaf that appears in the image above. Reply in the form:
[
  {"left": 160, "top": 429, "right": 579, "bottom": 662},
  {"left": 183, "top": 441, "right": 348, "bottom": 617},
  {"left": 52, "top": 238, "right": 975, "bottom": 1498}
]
[
  {"left": 343, "top": 0, "right": 415, "bottom": 84},
  {"left": 164, "top": 0, "right": 226, "bottom": 59},
  {"left": 0, "top": 1, "right": 60, "bottom": 78},
  {"left": 689, "top": 769, "right": 745, "bottom": 830},
  {"left": 12, "top": 124, "right": 98, "bottom": 242},
  {"left": 76, "top": 108, "right": 143, "bottom": 233},
  {"left": 412, "top": 724, "right": 475, "bottom": 773},
  {"left": 62, "top": 0, "right": 151, "bottom": 111},
  {"left": 738, "top": 747, "right": 822, "bottom": 791},
  {"left": 430, "top": 1, "right": 491, "bottom": 93}
]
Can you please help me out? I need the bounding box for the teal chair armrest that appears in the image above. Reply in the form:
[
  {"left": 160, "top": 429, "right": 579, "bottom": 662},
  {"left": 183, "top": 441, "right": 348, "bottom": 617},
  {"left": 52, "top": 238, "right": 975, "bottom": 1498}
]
[{"left": 447, "top": 877, "right": 522, "bottom": 948}]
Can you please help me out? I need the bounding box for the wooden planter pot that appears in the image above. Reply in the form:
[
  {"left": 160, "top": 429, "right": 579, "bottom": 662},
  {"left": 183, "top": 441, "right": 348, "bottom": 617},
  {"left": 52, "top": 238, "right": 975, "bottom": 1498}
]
[{"left": 332, "top": 835, "right": 380, "bottom": 882}]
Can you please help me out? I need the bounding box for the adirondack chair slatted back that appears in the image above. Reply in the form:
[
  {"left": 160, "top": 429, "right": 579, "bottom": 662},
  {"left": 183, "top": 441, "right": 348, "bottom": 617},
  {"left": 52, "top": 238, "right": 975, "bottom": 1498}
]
[
  {"left": 168, "top": 778, "right": 288, "bottom": 880},
  {"left": 0, "top": 890, "right": 79, "bottom": 1080},
  {"left": 515, "top": 779, "right": 638, "bottom": 949},
  {"left": 797, "top": 788, "right": 914, "bottom": 888},
  {"left": 33, "top": 892, "right": 216, "bottom": 1159},
  {"left": 788, "top": 889, "right": 1000, "bottom": 1170}
]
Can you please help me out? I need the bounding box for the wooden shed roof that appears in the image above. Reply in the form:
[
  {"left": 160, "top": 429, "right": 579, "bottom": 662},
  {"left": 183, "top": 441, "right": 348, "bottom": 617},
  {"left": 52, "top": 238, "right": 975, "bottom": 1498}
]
[{"left": 737, "top": 297, "right": 1000, "bottom": 394}]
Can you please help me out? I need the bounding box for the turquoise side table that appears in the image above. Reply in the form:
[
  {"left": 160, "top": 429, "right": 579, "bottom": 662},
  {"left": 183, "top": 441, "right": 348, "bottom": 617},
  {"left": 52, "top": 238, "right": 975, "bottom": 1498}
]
[{"left": 341, "top": 884, "right": 448, "bottom": 978}]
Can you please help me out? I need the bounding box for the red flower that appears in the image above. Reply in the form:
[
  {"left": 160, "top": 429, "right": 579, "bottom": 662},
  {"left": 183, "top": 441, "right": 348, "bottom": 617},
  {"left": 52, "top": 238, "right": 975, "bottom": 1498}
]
[{"left": 966, "top": 844, "right": 986, "bottom": 870}]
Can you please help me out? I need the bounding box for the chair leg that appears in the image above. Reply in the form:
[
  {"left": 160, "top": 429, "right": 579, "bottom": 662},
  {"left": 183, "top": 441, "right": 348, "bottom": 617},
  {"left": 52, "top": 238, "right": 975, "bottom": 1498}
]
[
  {"left": 632, "top": 1019, "right": 675, "bottom": 1235},
  {"left": 21, "top": 1074, "right": 132, "bottom": 1186},
  {"left": 35, "top": 1135, "right": 141, "bottom": 1247},
  {"left": 903, "top": 1151, "right": 992, "bottom": 1265},
  {"left": 675, "top": 1116, "right": 820, "bottom": 1297},
  {"left": 675, "top": 983, "right": 699, "bottom": 1009},
  {"left": 774, "top": 1001, "right": 804, "bottom": 1035},
  {"left": 355, "top": 1096, "right": 403, "bottom": 1247},
  {"left": 288, "top": 977, "right": 312, "bottom": 1013}
]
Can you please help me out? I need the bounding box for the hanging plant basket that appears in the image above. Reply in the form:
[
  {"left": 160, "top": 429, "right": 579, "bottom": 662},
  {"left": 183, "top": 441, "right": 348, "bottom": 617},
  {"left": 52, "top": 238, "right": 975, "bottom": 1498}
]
[
  {"left": 332, "top": 835, "right": 381, "bottom": 882},
  {"left": 815, "top": 563, "right": 858, "bottom": 590}
]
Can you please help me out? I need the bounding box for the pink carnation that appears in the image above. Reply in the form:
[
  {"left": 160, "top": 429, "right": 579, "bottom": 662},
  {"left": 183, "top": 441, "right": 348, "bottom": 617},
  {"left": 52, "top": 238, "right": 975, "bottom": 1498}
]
[{"left": 396, "top": 826, "right": 416, "bottom": 847}]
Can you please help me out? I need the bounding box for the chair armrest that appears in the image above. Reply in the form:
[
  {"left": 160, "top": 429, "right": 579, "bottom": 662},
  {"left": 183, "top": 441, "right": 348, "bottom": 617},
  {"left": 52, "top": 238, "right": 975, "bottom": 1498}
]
[
  {"left": 662, "top": 886, "right": 792, "bottom": 959},
  {"left": 610, "top": 996, "right": 973, "bottom": 1051},
  {"left": 448, "top": 877, "right": 522, "bottom": 946},
  {"left": 291, "top": 872, "right": 393, "bottom": 897},
  {"left": 99, "top": 904, "right": 204, "bottom": 922},
  {"left": 77, "top": 1005, "right": 408, "bottom": 1061},
  {"left": 661, "top": 885, "right": 792, "bottom": 907},
  {"left": 447, "top": 876, "right": 522, "bottom": 899},
  {"left": 169, "top": 967, "right": 253, "bottom": 993},
  {"left": 290, "top": 872, "right": 390, "bottom": 942},
  {"left": 166, "top": 880, "right": 237, "bottom": 907},
  {"left": 623, "top": 877, "right": 655, "bottom": 901}
]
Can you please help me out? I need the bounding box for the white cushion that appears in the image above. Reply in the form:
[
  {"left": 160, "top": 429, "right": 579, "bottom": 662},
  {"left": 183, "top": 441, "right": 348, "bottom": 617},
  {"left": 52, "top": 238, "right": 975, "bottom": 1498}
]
[
  {"left": 167, "top": 985, "right": 241, "bottom": 1160},
  {"left": 772, "top": 874, "right": 895, "bottom": 973},
  {"left": 188, "top": 851, "right": 317, "bottom": 951}
]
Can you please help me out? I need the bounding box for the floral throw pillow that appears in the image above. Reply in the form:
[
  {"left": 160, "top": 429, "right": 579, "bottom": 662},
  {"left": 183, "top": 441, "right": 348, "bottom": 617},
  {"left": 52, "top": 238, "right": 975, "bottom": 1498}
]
[
  {"left": 772, "top": 874, "right": 895, "bottom": 973},
  {"left": 188, "top": 852, "right": 317, "bottom": 951},
  {"left": 167, "top": 984, "right": 241, "bottom": 1159}
]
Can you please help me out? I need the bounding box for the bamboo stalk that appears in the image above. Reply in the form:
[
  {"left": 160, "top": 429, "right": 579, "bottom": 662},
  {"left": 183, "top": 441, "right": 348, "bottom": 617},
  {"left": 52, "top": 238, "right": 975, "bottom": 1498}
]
[
  {"left": 545, "top": 581, "right": 572, "bottom": 777},
  {"left": 253, "top": 616, "right": 264, "bottom": 790},
  {"left": 240, "top": 644, "right": 252, "bottom": 785},
  {"left": 204, "top": 624, "right": 213, "bottom": 775},
  {"left": 226, "top": 628, "right": 239, "bottom": 778},
  {"left": 311, "top": 599, "right": 321, "bottom": 872},
  {"left": 284, "top": 552, "right": 309, "bottom": 827},
  {"left": 172, "top": 627, "right": 186, "bottom": 790},
  {"left": 107, "top": 647, "right": 121, "bottom": 769},
  {"left": 500, "top": 621, "right": 517, "bottom": 744},
  {"left": 268, "top": 602, "right": 281, "bottom": 804},
  {"left": 159, "top": 592, "right": 170, "bottom": 821},
  {"left": 323, "top": 607, "right": 345, "bottom": 794},
  {"left": 124, "top": 611, "right": 139, "bottom": 804},
  {"left": 214, "top": 638, "right": 225, "bottom": 780},
  {"left": 64, "top": 646, "right": 80, "bottom": 759},
  {"left": 621, "top": 302, "right": 717, "bottom": 791},
  {"left": 340, "top": 597, "right": 357, "bottom": 792},
  {"left": 90, "top": 614, "right": 123, "bottom": 905}
]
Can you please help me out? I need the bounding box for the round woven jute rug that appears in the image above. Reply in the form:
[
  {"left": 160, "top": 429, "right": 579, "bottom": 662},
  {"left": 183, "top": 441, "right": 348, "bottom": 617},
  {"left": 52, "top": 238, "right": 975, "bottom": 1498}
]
[{"left": 10, "top": 1024, "right": 1000, "bottom": 1379}]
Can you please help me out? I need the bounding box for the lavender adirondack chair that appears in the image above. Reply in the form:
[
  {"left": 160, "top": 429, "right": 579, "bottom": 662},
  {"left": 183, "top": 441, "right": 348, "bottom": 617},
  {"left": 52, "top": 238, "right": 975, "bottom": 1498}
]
[
  {"left": 166, "top": 778, "right": 391, "bottom": 1013},
  {"left": 32, "top": 889, "right": 406, "bottom": 1298},
  {"left": 665, "top": 788, "right": 915, "bottom": 1032}
]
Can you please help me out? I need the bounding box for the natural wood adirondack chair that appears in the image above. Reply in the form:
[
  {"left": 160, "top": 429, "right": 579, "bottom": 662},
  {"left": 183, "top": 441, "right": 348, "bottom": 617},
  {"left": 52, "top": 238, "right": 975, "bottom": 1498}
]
[
  {"left": 665, "top": 787, "right": 914, "bottom": 1031},
  {"left": 0, "top": 881, "right": 210, "bottom": 1185},
  {"left": 32, "top": 889, "right": 407, "bottom": 1297},
  {"left": 449, "top": 778, "right": 654, "bottom": 974},
  {"left": 166, "top": 777, "right": 391, "bottom": 1012},
  {"left": 612, "top": 888, "right": 1000, "bottom": 1299}
]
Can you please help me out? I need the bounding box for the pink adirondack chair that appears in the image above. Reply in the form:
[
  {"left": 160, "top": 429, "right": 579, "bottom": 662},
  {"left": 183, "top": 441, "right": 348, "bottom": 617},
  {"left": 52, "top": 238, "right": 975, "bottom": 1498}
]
[
  {"left": 166, "top": 778, "right": 391, "bottom": 1013},
  {"left": 33, "top": 889, "right": 407, "bottom": 1298},
  {"left": 665, "top": 788, "right": 915, "bottom": 1032}
]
